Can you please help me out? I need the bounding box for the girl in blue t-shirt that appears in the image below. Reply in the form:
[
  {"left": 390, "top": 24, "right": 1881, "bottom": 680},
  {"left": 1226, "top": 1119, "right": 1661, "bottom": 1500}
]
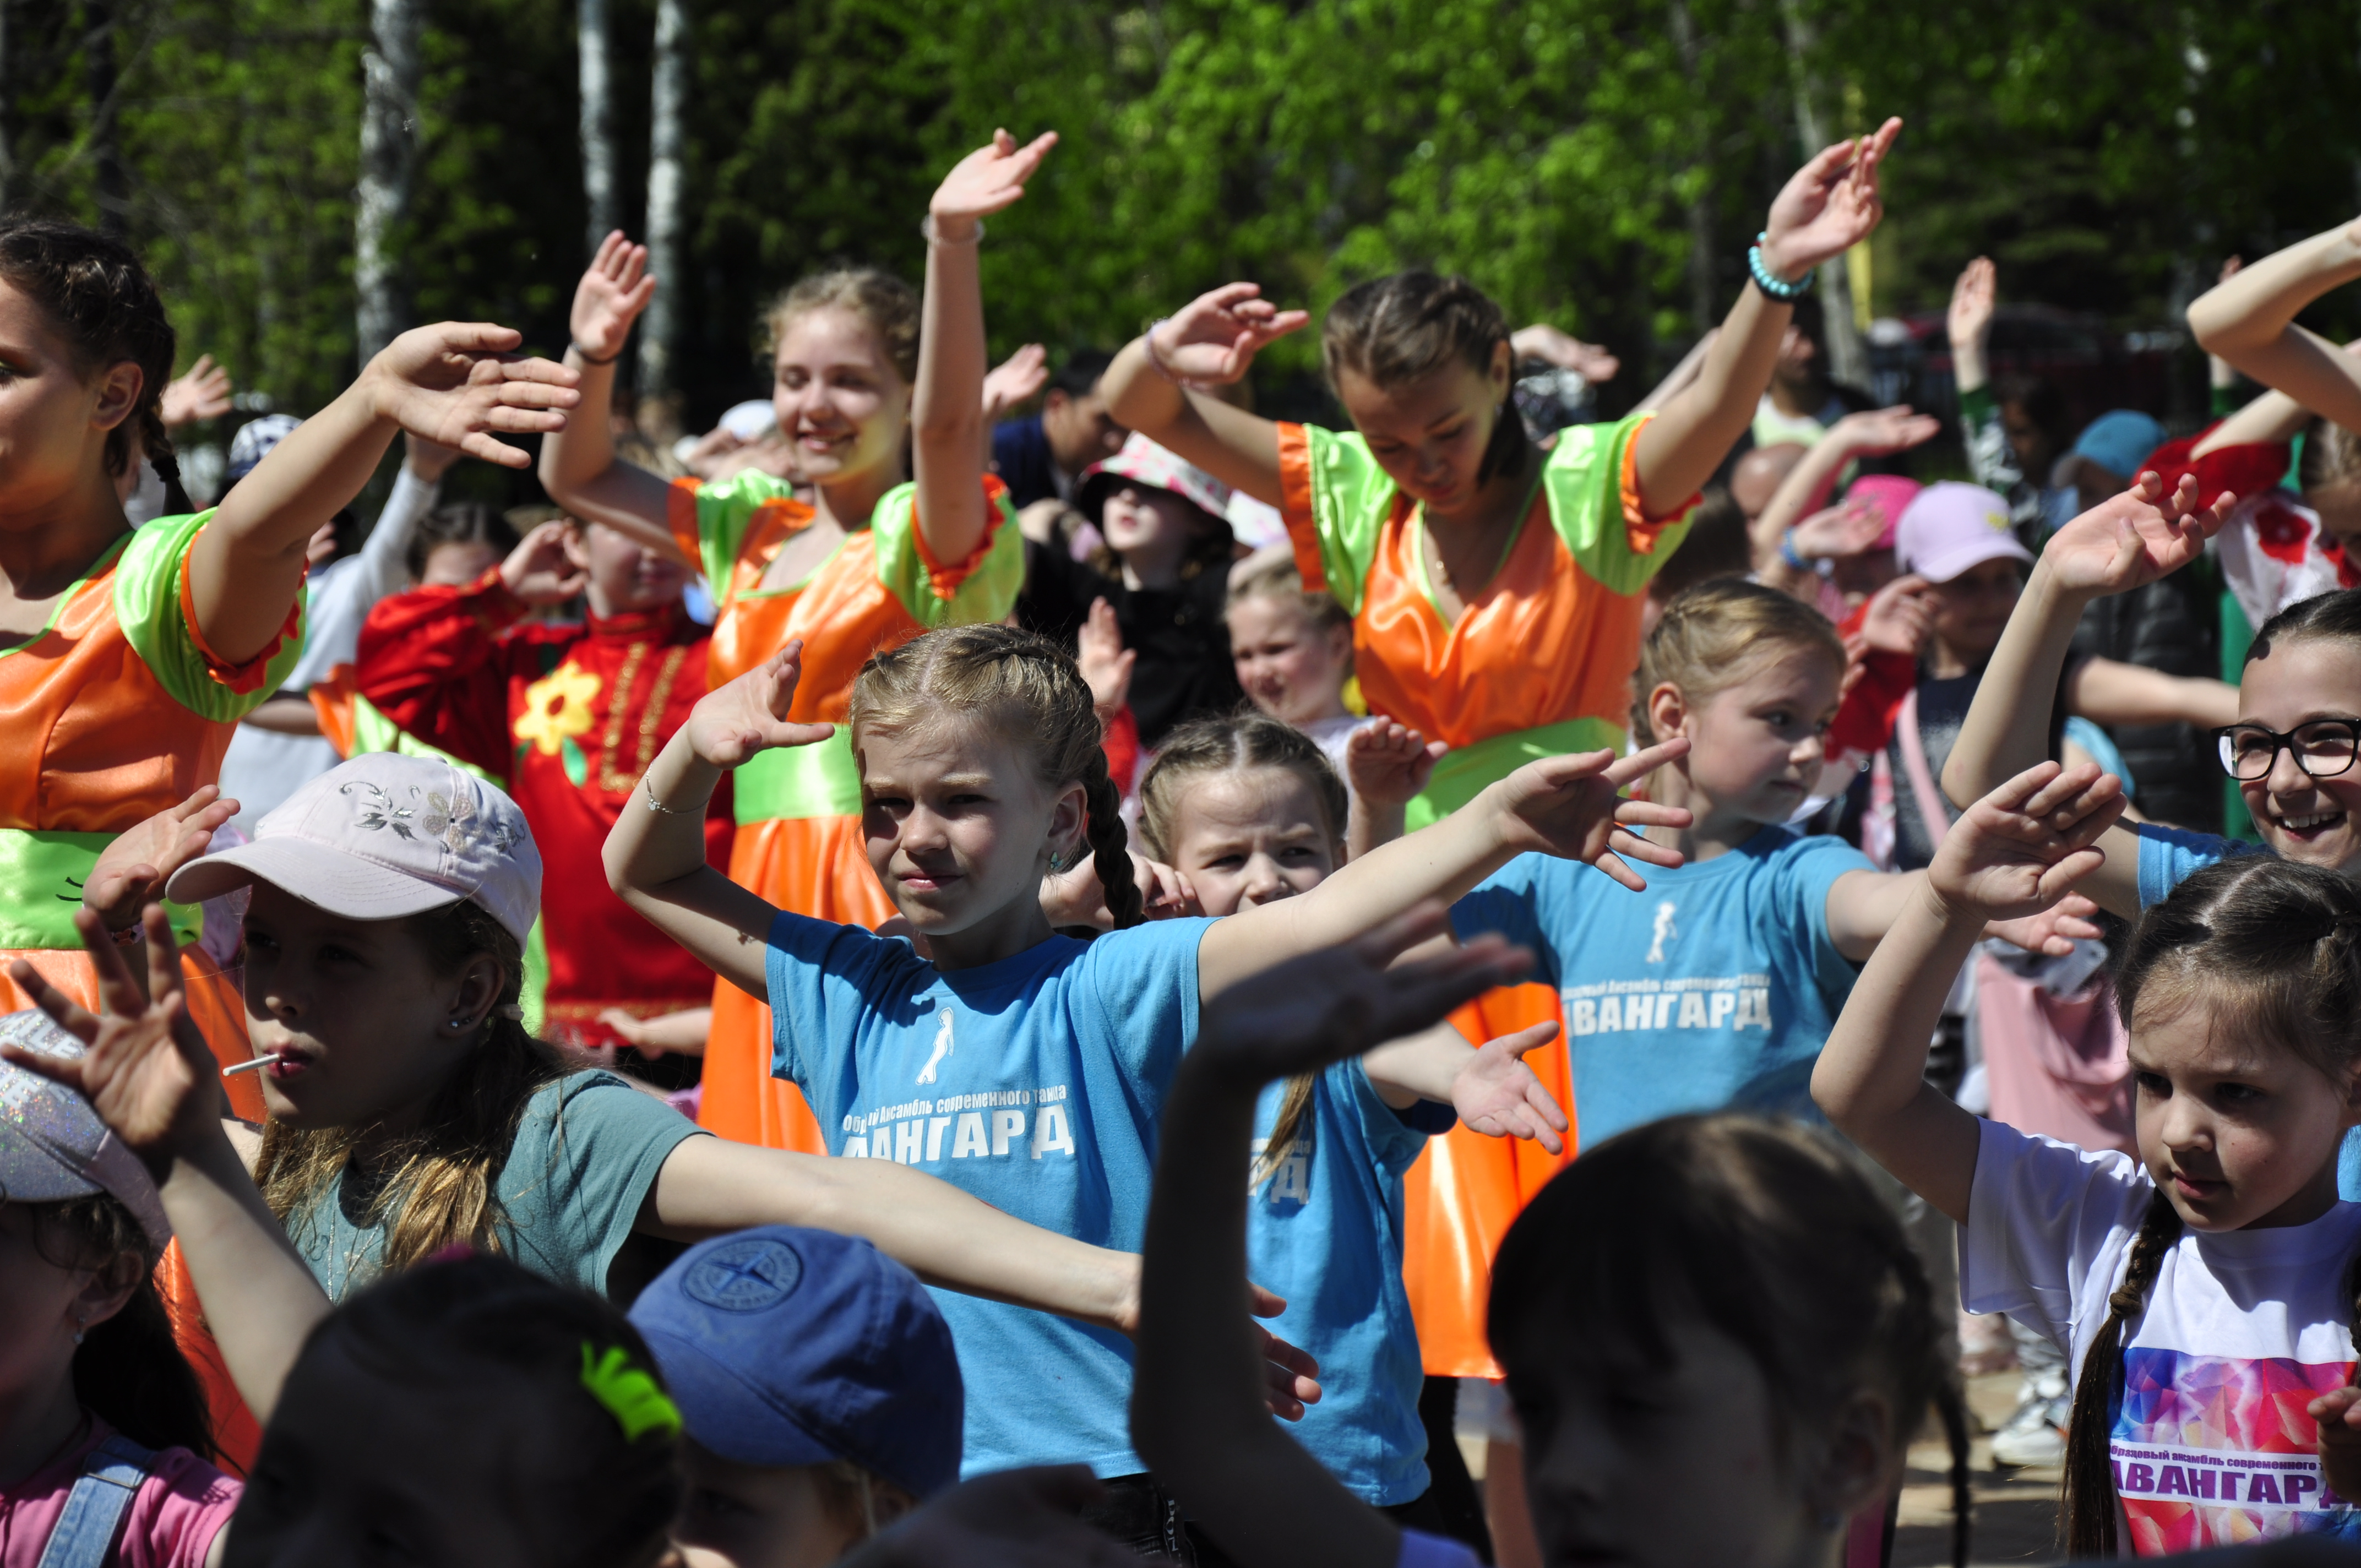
[
  {"left": 1451, "top": 578, "right": 2083, "bottom": 1151},
  {"left": 1130, "top": 710, "right": 1564, "bottom": 1520},
  {"left": 608, "top": 622, "right": 1687, "bottom": 1502}
]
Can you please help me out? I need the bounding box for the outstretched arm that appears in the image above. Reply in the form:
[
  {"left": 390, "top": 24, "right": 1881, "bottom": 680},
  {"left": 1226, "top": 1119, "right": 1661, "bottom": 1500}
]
[
  {"left": 2188, "top": 219, "right": 2361, "bottom": 433},
  {"left": 1750, "top": 405, "right": 1940, "bottom": 590},
  {"left": 1814, "top": 762, "right": 2124, "bottom": 1222},
  {"left": 1099, "top": 285, "right": 1312, "bottom": 506},
  {"left": 4, "top": 908, "right": 330, "bottom": 1423},
  {"left": 537, "top": 232, "right": 681, "bottom": 560},
  {"left": 1632, "top": 119, "right": 1901, "bottom": 516},
  {"left": 1134, "top": 908, "right": 1532, "bottom": 1568},
  {"left": 1361, "top": 1019, "right": 1567, "bottom": 1153},
  {"left": 189, "top": 324, "right": 580, "bottom": 665},
  {"left": 1198, "top": 739, "right": 1694, "bottom": 998}
]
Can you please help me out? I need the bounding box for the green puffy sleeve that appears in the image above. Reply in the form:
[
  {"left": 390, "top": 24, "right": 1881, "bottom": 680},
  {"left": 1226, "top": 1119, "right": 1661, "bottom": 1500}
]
[
  {"left": 869, "top": 478, "right": 1026, "bottom": 628},
  {"left": 1281, "top": 423, "right": 1397, "bottom": 618},
  {"left": 668, "top": 469, "right": 803, "bottom": 594},
  {"left": 116, "top": 511, "right": 306, "bottom": 721},
  {"left": 1538, "top": 411, "right": 1693, "bottom": 599}
]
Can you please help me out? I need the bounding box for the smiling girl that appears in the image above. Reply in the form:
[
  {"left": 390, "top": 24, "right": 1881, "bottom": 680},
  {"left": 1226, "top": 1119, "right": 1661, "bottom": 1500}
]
[
  {"left": 540, "top": 133, "right": 1050, "bottom": 1157},
  {"left": 1814, "top": 760, "right": 2361, "bottom": 1556}
]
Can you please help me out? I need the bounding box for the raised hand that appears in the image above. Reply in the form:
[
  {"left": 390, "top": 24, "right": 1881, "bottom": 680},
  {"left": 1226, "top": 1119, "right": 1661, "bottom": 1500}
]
[
  {"left": 570, "top": 231, "right": 656, "bottom": 363},
  {"left": 498, "top": 519, "right": 589, "bottom": 605},
  {"left": 2041, "top": 470, "right": 2239, "bottom": 601},
  {"left": 365, "top": 324, "right": 580, "bottom": 471},
  {"left": 2310, "top": 1386, "right": 2361, "bottom": 1506},
  {"left": 1146, "top": 284, "right": 1312, "bottom": 386},
  {"left": 1346, "top": 721, "right": 1448, "bottom": 810},
  {"left": 1510, "top": 324, "right": 1620, "bottom": 383},
  {"left": 1986, "top": 891, "right": 2106, "bottom": 957},
  {"left": 1075, "top": 598, "right": 1135, "bottom": 719},
  {"left": 982, "top": 343, "right": 1049, "bottom": 422},
  {"left": 161, "top": 354, "right": 234, "bottom": 428},
  {"left": 1857, "top": 573, "right": 1934, "bottom": 657},
  {"left": 1760, "top": 117, "right": 1902, "bottom": 279},
  {"left": 681, "top": 640, "right": 836, "bottom": 767},
  {"left": 1928, "top": 761, "right": 2124, "bottom": 921},
  {"left": 82, "top": 787, "right": 237, "bottom": 934},
  {"left": 1452, "top": 1020, "right": 1569, "bottom": 1153},
  {"left": 2, "top": 906, "right": 224, "bottom": 1169},
  {"left": 1489, "top": 739, "right": 1696, "bottom": 890},
  {"left": 1826, "top": 405, "right": 1941, "bottom": 458},
  {"left": 1947, "top": 258, "right": 1996, "bottom": 353},
  {"left": 930, "top": 128, "right": 1059, "bottom": 237},
  {"left": 1789, "top": 503, "right": 1887, "bottom": 562}
]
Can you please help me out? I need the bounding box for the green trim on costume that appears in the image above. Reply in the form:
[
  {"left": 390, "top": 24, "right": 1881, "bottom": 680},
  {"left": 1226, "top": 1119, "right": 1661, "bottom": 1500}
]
[
  {"left": 689, "top": 470, "right": 797, "bottom": 602},
  {"left": 1299, "top": 426, "right": 1397, "bottom": 618},
  {"left": 869, "top": 481, "right": 1025, "bottom": 628},
  {"left": 1538, "top": 412, "right": 1688, "bottom": 598},
  {"left": 1403, "top": 716, "right": 1629, "bottom": 832},
  {"left": 0, "top": 534, "right": 130, "bottom": 663},
  {"left": 116, "top": 511, "right": 305, "bottom": 721},
  {"left": 0, "top": 829, "right": 204, "bottom": 950},
  {"left": 521, "top": 915, "right": 548, "bottom": 1036},
  {"left": 733, "top": 727, "right": 862, "bottom": 824}
]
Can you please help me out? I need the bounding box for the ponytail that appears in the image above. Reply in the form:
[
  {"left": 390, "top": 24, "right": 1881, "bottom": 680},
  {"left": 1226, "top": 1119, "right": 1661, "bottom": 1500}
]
[
  {"left": 1082, "top": 745, "right": 1143, "bottom": 930},
  {"left": 2062, "top": 1189, "right": 2183, "bottom": 1556},
  {"left": 139, "top": 401, "right": 195, "bottom": 515}
]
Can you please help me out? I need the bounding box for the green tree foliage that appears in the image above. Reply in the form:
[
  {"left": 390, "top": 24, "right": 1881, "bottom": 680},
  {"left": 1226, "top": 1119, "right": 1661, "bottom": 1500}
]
[{"left": 4, "top": 0, "right": 2357, "bottom": 431}]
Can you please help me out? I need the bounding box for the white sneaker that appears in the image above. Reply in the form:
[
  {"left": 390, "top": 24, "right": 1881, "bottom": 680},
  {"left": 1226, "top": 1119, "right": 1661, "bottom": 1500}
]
[{"left": 1990, "top": 1403, "right": 2068, "bottom": 1467}]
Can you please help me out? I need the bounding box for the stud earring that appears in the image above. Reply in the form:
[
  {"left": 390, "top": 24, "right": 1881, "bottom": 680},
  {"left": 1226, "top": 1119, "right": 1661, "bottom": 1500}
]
[
  {"left": 1047, "top": 850, "right": 1064, "bottom": 873},
  {"left": 72, "top": 1315, "right": 86, "bottom": 1346}
]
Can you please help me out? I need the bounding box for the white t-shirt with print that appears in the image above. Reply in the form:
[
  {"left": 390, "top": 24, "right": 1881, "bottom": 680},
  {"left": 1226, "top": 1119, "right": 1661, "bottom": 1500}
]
[{"left": 1963, "top": 1119, "right": 2361, "bottom": 1555}]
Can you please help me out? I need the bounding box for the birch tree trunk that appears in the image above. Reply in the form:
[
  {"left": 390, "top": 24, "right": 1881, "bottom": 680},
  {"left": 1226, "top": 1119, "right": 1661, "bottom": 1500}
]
[
  {"left": 355, "top": 0, "right": 422, "bottom": 367},
  {"left": 579, "top": 0, "right": 617, "bottom": 253},
  {"left": 0, "top": 0, "right": 14, "bottom": 212},
  {"left": 83, "top": 0, "right": 126, "bottom": 237},
  {"left": 1666, "top": 0, "right": 1716, "bottom": 335},
  {"left": 636, "top": 0, "right": 685, "bottom": 424},
  {"left": 1775, "top": 0, "right": 1869, "bottom": 391}
]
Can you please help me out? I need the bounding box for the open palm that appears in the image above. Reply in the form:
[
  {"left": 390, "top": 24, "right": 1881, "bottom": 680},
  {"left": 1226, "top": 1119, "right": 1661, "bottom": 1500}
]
[
  {"left": 83, "top": 786, "right": 237, "bottom": 928},
  {"left": 1453, "top": 1021, "right": 1569, "bottom": 1153},
  {"left": 683, "top": 641, "right": 836, "bottom": 767},
  {"left": 1153, "top": 284, "right": 1312, "bottom": 385},
  {"left": 2044, "top": 470, "right": 2238, "bottom": 599},
  {"left": 571, "top": 231, "right": 656, "bottom": 360},
  {"left": 1947, "top": 257, "right": 1996, "bottom": 349},
  {"left": 1830, "top": 406, "right": 1941, "bottom": 457},
  {"left": 1928, "top": 762, "right": 2123, "bottom": 921},
  {"left": 931, "top": 129, "right": 1059, "bottom": 225},
  {"left": 370, "top": 324, "right": 581, "bottom": 470},
  {"left": 1492, "top": 740, "right": 1695, "bottom": 890},
  {"left": 1764, "top": 117, "right": 1902, "bottom": 276}
]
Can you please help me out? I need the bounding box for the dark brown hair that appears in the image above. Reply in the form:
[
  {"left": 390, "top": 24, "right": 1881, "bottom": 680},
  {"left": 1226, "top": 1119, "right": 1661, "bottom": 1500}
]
[
  {"left": 1490, "top": 1115, "right": 1970, "bottom": 1568},
  {"left": 406, "top": 500, "right": 524, "bottom": 582},
  {"left": 23, "top": 1193, "right": 214, "bottom": 1458},
  {"left": 850, "top": 624, "right": 1143, "bottom": 929},
  {"left": 270, "top": 1253, "right": 682, "bottom": 1568},
  {"left": 256, "top": 900, "right": 565, "bottom": 1281},
  {"left": 1321, "top": 270, "right": 1528, "bottom": 489},
  {"left": 2060, "top": 857, "right": 2361, "bottom": 1555},
  {"left": 0, "top": 217, "right": 191, "bottom": 513}
]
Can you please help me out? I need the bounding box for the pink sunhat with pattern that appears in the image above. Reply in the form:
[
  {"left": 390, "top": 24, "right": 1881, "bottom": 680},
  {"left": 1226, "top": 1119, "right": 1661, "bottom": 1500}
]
[{"left": 1076, "top": 432, "right": 1234, "bottom": 528}]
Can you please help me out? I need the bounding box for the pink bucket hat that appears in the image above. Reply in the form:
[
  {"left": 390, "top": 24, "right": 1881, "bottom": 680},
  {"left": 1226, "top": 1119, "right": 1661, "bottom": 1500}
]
[
  {"left": 1895, "top": 482, "right": 2032, "bottom": 584},
  {"left": 167, "top": 754, "right": 540, "bottom": 950},
  {"left": 1078, "top": 432, "right": 1233, "bottom": 526},
  {"left": 1843, "top": 475, "right": 1923, "bottom": 551}
]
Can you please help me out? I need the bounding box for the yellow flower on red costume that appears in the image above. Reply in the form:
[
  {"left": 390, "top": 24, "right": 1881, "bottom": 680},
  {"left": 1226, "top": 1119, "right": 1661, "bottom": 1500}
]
[{"left": 515, "top": 662, "right": 601, "bottom": 755}]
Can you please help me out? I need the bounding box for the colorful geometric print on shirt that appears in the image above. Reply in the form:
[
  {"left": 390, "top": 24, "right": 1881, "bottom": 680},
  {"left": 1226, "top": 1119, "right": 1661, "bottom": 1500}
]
[
  {"left": 763, "top": 911, "right": 1209, "bottom": 1481},
  {"left": 1963, "top": 1119, "right": 2361, "bottom": 1555},
  {"left": 670, "top": 467, "right": 1025, "bottom": 1157}
]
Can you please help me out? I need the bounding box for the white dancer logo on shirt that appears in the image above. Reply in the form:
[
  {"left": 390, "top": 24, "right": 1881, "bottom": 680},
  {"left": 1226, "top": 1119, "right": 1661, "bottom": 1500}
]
[
  {"left": 1646, "top": 901, "right": 1679, "bottom": 963},
  {"left": 916, "top": 1008, "right": 954, "bottom": 1085}
]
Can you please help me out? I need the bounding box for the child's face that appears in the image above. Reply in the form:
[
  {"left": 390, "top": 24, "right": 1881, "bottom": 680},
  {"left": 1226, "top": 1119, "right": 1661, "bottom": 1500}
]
[
  {"left": 227, "top": 1338, "right": 563, "bottom": 1568},
  {"left": 1165, "top": 766, "right": 1339, "bottom": 917},
  {"left": 2233, "top": 635, "right": 2361, "bottom": 872},
  {"left": 1924, "top": 557, "right": 2023, "bottom": 662},
  {"left": 0, "top": 1205, "right": 137, "bottom": 1417},
  {"left": 1513, "top": 1318, "right": 1883, "bottom": 1568},
  {"left": 421, "top": 539, "right": 503, "bottom": 589},
  {"left": 0, "top": 280, "right": 138, "bottom": 524},
  {"left": 1227, "top": 596, "right": 1352, "bottom": 727},
  {"left": 240, "top": 883, "right": 501, "bottom": 1130},
  {"left": 2130, "top": 997, "right": 2361, "bottom": 1232},
  {"left": 1098, "top": 484, "right": 1201, "bottom": 574},
  {"left": 1333, "top": 346, "right": 1513, "bottom": 516},
  {"left": 677, "top": 1441, "right": 901, "bottom": 1568},
  {"left": 858, "top": 715, "right": 1084, "bottom": 943},
  {"left": 1650, "top": 651, "right": 1841, "bottom": 827},
  {"left": 772, "top": 308, "right": 910, "bottom": 489},
  {"left": 566, "top": 520, "right": 688, "bottom": 616}
]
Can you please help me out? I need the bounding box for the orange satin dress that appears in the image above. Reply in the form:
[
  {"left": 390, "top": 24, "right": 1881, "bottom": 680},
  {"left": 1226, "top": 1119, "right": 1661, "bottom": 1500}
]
[
  {"left": 1276, "top": 413, "right": 1693, "bottom": 1375},
  {"left": 670, "top": 471, "right": 1023, "bottom": 1153}
]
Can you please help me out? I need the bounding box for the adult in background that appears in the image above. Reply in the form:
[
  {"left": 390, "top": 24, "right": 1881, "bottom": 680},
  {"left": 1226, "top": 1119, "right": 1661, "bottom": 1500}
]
[
  {"left": 1946, "top": 257, "right": 2074, "bottom": 536},
  {"left": 992, "top": 347, "right": 1127, "bottom": 508}
]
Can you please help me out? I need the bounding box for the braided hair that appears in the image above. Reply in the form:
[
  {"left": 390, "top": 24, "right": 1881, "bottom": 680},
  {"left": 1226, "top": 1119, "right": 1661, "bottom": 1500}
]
[
  {"left": 0, "top": 217, "right": 193, "bottom": 515},
  {"left": 2060, "top": 855, "right": 2361, "bottom": 1554},
  {"left": 1322, "top": 270, "right": 1530, "bottom": 489},
  {"left": 1490, "top": 1114, "right": 1972, "bottom": 1568},
  {"left": 848, "top": 624, "right": 1144, "bottom": 930}
]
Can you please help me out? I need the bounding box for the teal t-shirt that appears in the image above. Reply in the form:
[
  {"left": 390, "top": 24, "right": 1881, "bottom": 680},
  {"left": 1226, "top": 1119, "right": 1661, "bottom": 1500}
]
[{"left": 286, "top": 1070, "right": 704, "bottom": 1300}]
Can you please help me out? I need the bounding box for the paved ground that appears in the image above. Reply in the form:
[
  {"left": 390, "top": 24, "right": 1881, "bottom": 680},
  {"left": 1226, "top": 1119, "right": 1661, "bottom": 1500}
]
[{"left": 1894, "top": 1371, "right": 2063, "bottom": 1568}]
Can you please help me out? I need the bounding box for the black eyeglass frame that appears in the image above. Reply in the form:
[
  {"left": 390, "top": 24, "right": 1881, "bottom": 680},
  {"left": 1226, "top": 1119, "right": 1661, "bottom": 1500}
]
[{"left": 2211, "top": 718, "right": 2361, "bottom": 782}]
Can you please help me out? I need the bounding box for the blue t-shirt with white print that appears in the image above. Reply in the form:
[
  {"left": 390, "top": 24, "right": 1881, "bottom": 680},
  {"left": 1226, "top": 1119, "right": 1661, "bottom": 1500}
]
[
  {"left": 2124, "top": 825, "right": 2361, "bottom": 1197},
  {"left": 1450, "top": 829, "right": 1870, "bottom": 1148},
  {"left": 764, "top": 911, "right": 1212, "bottom": 1480},
  {"left": 1249, "top": 1061, "right": 1450, "bottom": 1505}
]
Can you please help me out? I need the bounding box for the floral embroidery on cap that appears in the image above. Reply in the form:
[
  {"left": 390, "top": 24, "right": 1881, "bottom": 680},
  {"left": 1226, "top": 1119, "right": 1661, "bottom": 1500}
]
[{"left": 342, "top": 780, "right": 524, "bottom": 858}]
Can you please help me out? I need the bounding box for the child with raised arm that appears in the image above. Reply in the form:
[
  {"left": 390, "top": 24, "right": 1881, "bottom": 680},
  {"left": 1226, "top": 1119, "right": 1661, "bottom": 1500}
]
[
  {"left": 606, "top": 622, "right": 1688, "bottom": 1512},
  {"left": 540, "top": 133, "right": 1048, "bottom": 1158},
  {"left": 1813, "top": 756, "right": 2361, "bottom": 1555},
  {"left": 0, "top": 216, "right": 576, "bottom": 1103}
]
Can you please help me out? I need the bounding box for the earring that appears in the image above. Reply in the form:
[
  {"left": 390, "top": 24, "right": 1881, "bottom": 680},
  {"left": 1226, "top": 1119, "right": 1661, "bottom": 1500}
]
[
  {"left": 1046, "top": 849, "right": 1064, "bottom": 873},
  {"left": 72, "top": 1314, "right": 86, "bottom": 1346},
  {"left": 448, "top": 1017, "right": 470, "bottom": 1033}
]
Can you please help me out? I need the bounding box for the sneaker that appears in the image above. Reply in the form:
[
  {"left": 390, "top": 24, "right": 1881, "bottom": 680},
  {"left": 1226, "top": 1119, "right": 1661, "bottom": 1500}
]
[{"left": 1990, "top": 1397, "right": 2068, "bottom": 1467}]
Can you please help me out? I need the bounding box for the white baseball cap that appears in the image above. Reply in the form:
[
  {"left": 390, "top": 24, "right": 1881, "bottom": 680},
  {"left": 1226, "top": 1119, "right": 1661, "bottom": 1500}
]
[
  {"left": 1894, "top": 482, "right": 2033, "bottom": 586},
  {"left": 168, "top": 754, "right": 540, "bottom": 949},
  {"left": 0, "top": 1010, "right": 172, "bottom": 1259}
]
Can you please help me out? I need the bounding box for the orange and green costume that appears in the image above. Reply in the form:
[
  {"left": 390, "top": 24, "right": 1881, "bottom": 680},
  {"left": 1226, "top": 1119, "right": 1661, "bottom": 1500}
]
[
  {"left": 1275, "top": 411, "right": 1693, "bottom": 1375},
  {"left": 0, "top": 511, "right": 301, "bottom": 1118},
  {"left": 671, "top": 469, "right": 1022, "bottom": 1153}
]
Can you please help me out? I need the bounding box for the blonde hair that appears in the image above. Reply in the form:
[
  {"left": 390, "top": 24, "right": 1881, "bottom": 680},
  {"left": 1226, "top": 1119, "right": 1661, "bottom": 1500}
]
[
  {"left": 1136, "top": 711, "right": 1348, "bottom": 1188},
  {"left": 1225, "top": 554, "right": 1352, "bottom": 636},
  {"left": 1629, "top": 579, "right": 1846, "bottom": 743},
  {"left": 2301, "top": 418, "right": 2361, "bottom": 500},
  {"left": 759, "top": 268, "right": 921, "bottom": 386},
  {"left": 848, "top": 625, "right": 1143, "bottom": 929}
]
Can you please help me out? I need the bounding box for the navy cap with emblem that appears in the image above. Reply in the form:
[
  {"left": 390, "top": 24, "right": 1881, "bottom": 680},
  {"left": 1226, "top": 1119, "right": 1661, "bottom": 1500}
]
[{"left": 628, "top": 1226, "right": 964, "bottom": 1497}]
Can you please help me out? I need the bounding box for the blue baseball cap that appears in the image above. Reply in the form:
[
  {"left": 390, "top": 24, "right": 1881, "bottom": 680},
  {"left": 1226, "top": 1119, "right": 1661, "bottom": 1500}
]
[
  {"left": 2070, "top": 410, "right": 2168, "bottom": 482},
  {"left": 628, "top": 1227, "right": 964, "bottom": 1498}
]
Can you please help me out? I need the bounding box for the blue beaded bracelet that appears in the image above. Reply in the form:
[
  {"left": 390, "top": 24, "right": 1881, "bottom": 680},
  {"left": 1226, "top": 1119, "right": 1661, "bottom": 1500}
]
[{"left": 1747, "top": 232, "right": 1813, "bottom": 303}]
